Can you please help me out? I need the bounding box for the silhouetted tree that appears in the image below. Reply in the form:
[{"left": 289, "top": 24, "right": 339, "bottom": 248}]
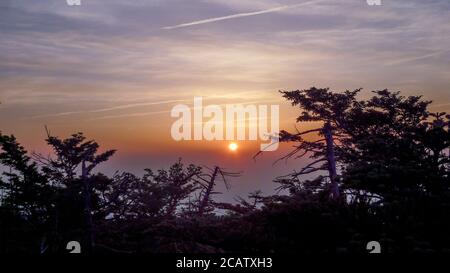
[
  {"left": 35, "top": 130, "right": 115, "bottom": 253},
  {"left": 194, "top": 166, "right": 240, "bottom": 215},
  {"left": 340, "top": 90, "right": 450, "bottom": 201},
  {"left": 269, "top": 87, "right": 361, "bottom": 199},
  {"left": 0, "top": 133, "right": 54, "bottom": 253},
  {"left": 2, "top": 87, "right": 450, "bottom": 254}
]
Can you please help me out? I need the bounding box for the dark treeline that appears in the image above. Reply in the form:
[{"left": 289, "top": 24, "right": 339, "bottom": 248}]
[{"left": 1, "top": 87, "right": 449, "bottom": 254}]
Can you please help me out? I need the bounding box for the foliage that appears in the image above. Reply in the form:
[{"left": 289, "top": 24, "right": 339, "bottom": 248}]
[{"left": 1, "top": 88, "right": 450, "bottom": 254}]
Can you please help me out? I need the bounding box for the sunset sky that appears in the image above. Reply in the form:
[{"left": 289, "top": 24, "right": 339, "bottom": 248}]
[{"left": 1, "top": 0, "right": 450, "bottom": 200}]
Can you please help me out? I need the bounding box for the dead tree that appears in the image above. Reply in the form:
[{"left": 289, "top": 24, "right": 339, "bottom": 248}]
[
  {"left": 194, "top": 166, "right": 240, "bottom": 215},
  {"left": 323, "top": 122, "right": 339, "bottom": 198},
  {"left": 81, "top": 158, "right": 94, "bottom": 253}
]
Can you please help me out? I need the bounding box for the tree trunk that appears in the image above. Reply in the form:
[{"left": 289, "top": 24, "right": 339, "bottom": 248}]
[
  {"left": 198, "top": 167, "right": 219, "bottom": 215},
  {"left": 82, "top": 160, "right": 94, "bottom": 253},
  {"left": 323, "top": 122, "right": 339, "bottom": 199}
]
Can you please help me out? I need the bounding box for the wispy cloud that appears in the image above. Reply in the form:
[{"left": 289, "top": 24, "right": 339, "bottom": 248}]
[
  {"left": 90, "top": 110, "right": 171, "bottom": 120},
  {"left": 385, "top": 50, "right": 450, "bottom": 66},
  {"left": 28, "top": 99, "right": 185, "bottom": 119},
  {"left": 90, "top": 99, "right": 277, "bottom": 120},
  {"left": 162, "top": 0, "right": 320, "bottom": 30}
]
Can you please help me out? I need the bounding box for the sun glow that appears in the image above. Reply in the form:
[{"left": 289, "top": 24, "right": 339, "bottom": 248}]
[{"left": 228, "top": 142, "right": 238, "bottom": 151}]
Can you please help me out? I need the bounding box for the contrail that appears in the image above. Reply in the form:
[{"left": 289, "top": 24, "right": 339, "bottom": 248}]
[
  {"left": 386, "top": 50, "right": 449, "bottom": 66},
  {"left": 28, "top": 99, "right": 185, "bottom": 119},
  {"left": 90, "top": 110, "right": 171, "bottom": 120},
  {"left": 90, "top": 99, "right": 276, "bottom": 120},
  {"left": 162, "top": 1, "right": 319, "bottom": 30}
]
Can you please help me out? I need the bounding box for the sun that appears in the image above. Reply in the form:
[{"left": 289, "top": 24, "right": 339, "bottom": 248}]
[{"left": 228, "top": 142, "right": 238, "bottom": 151}]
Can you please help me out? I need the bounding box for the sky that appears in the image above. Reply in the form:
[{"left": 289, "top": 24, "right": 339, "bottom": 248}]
[{"left": 1, "top": 0, "right": 450, "bottom": 201}]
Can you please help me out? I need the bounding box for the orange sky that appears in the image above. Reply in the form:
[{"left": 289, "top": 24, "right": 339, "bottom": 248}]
[{"left": 1, "top": 0, "right": 450, "bottom": 200}]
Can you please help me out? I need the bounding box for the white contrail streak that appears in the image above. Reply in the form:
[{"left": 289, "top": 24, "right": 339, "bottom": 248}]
[
  {"left": 28, "top": 99, "right": 184, "bottom": 119},
  {"left": 386, "top": 50, "right": 450, "bottom": 66},
  {"left": 90, "top": 99, "right": 276, "bottom": 120},
  {"left": 162, "top": 1, "right": 319, "bottom": 30}
]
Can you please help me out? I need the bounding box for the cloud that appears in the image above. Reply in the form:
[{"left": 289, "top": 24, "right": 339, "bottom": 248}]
[
  {"left": 2, "top": 0, "right": 450, "bottom": 127},
  {"left": 90, "top": 99, "right": 277, "bottom": 120},
  {"left": 90, "top": 109, "right": 171, "bottom": 120},
  {"left": 162, "top": 0, "right": 320, "bottom": 30},
  {"left": 385, "top": 50, "right": 450, "bottom": 66},
  {"left": 28, "top": 99, "right": 185, "bottom": 119}
]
